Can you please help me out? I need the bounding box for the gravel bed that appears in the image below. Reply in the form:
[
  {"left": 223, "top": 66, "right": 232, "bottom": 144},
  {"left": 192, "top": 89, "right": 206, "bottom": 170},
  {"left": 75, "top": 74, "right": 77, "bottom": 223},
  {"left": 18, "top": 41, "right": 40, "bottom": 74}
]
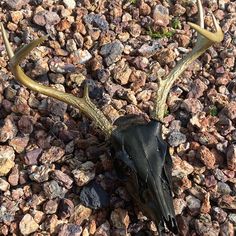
[{"left": 0, "top": 0, "right": 236, "bottom": 235}]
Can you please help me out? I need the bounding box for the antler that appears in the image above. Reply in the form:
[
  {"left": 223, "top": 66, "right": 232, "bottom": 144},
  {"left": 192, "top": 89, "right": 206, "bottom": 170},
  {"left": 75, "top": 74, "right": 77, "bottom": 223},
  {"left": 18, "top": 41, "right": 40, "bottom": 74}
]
[
  {"left": 0, "top": 23, "right": 113, "bottom": 138},
  {"left": 152, "top": 0, "right": 224, "bottom": 121}
]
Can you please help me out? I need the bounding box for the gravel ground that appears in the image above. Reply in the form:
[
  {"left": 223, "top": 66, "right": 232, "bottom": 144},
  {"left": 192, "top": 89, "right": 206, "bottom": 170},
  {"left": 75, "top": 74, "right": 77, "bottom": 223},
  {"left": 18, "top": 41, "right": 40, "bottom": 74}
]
[{"left": 0, "top": 0, "right": 236, "bottom": 235}]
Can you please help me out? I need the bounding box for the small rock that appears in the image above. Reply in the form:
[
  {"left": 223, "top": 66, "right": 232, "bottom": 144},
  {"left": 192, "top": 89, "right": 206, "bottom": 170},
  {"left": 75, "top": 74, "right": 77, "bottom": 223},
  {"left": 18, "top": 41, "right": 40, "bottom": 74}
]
[
  {"left": 218, "top": 195, "right": 236, "bottom": 210},
  {"left": 186, "top": 195, "right": 201, "bottom": 214},
  {"left": 24, "top": 148, "right": 43, "bottom": 165},
  {"left": 8, "top": 164, "right": 19, "bottom": 186},
  {"left": 9, "top": 136, "right": 29, "bottom": 153},
  {"left": 0, "top": 178, "right": 10, "bottom": 191},
  {"left": 43, "top": 180, "right": 66, "bottom": 199},
  {"left": 110, "top": 208, "right": 130, "bottom": 230},
  {"left": 58, "top": 198, "right": 74, "bottom": 219},
  {"left": 72, "top": 161, "right": 95, "bottom": 186},
  {"left": 33, "top": 10, "right": 60, "bottom": 26},
  {"left": 0, "top": 116, "right": 17, "bottom": 142},
  {"left": 139, "top": 0, "right": 151, "bottom": 16},
  {"left": 80, "top": 181, "right": 110, "bottom": 210},
  {"left": 226, "top": 144, "right": 236, "bottom": 170},
  {"left": 100, "top": 41, "right": 124, "bottom": 66},
  {"left": 112, "top": 59, "right": 132, "bottom": 85},
  {"left": 200, "top": 193, "right": 211, "bottom": 214},
  {"left": 211, "top": 207, "right": 227, "bottom": 223},
  {"left": 172, "top": 4, "right": 186, "bottom": 16},
  {"left": 18, "top": 116, "right": 33, "bottom": 134},
  {"left": 40, "top": 146, "right": 65, "bottom": 164},
  {"left": 168, "top": 131, "right": 186, "bottom": 147},
  {"left": 181, "top": 98, "right": 203, "bottom": 114},
  {"left": 95, "top": 221, "right": 110, "bottom": 236},
  {"left": 71, "top": 49, "right": 92, "bottom": 64},
  {"left": 29, "top": 164, "right": 53, "bottom": 183},
  {"left": 220, "top": 221, "right": 234, "bottom": 236},
  {"left": 43, "top": 199, "right": 59, "bottom": 214},
  {"left": 52, "top": 170, "right": 73, "bottom": 189},
  {"left": 195, "top": 215, "right": 220, "bottom": 236},
  {"left": 6, "top": 0, "right": 29, "bottom": 10},
  {"left": 47, "top": 97, "right": 68, "bottom": 118},
  {"left": 217, "top": 182, "right": 232, "bottom": 195},
  {"left": 58, "top": 224, "right": 82, "bottom": 236},
  {"left": 63, "top": 0, "right": 76, "bottom": 9},
  {"left": 173, "top": 198, "right": 186, "bottom": 215},
  {"left": 197, "top": 146, "right": 216, "bottom": 169},
  {"left": 0, "top": 146, "right": 15, "bottom": 176},
  {"left": 228, "top": 213, "right": 236, "bottom": 226},
  {"left": 66, "top": 39, "right": 77, "bottom": 52},
  {"left": 71, "top": 204, "right": 92, "bottom": 225},
  {"left": 172, "top": 155, "right": 194, "bottom": 178},
  {"left": 155, "top": 48, "right": 176, "bottom": 66},
  {"left": 84, "top": 13, "right": 109, "bottom": 31},
  {"left": 221, "top": 101, "right": 236, "bottom": 119},
  {"left": 19, "top": 214, "right": 39, "bottom": 236},
  {"left": 187, "top": 79, "right": 208, "bottom": 98},
  {"left": 153, "top": 4, "right": 169, "bottom": 27}
]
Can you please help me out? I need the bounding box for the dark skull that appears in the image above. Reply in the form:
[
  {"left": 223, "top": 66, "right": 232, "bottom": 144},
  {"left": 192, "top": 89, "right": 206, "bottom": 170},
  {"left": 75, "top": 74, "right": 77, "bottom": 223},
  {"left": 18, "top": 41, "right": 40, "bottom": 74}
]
[{"left": 111, "top": 115, "right": 178, "bottom": 235}]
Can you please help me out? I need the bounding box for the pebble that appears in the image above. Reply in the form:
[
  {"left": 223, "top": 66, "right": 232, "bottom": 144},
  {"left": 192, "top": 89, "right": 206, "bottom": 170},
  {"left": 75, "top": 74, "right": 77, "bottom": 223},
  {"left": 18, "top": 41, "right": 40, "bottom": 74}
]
[
  {"left": 197, "top": 146, "right": 216, "bottom": 169},
  {"left": 221, "top": 101, "right": 236, "bottom": 119},
  {"left": 0, "top": 146, "right": 15, "bottom": 176},
  {"left": 24, "top": 148, "right": 43, "bottom": 165},
  {"left": 63, "top": 0, "right": 76, "bottom": 9},
  {"left": 228, "top": 213, "right": 236, "bottom": 226},
  {"left": 217, "top": 182, "right": 232, "bottom": 195},
  {"left": 84, "top": 13, "right": 109, "bottom": 31},
  {"left": 167, "top": 131, "right": 187, "bottom": 147},
  {"left": 43, "top": 180, "right": 66, "bottom": 199},
  {"left": 220, "top": 221, "right": 234, "bottom": 236},
  {"left": 71, "top": 204, "right": 92, "bottom": 225},
  {"left": 71, "top": 49, "right": 92, "bottom": 64},
  {"left": 186, "top": 195, "right": 201, "bottom": 215},
  {"left": 211, "top": 207, "right": 227, "bottom": 223},
  {"left": 0, "top": 116, "right": 17, "bottom": 142},
  {"left": 173, "top": 198, "right": 186, "bottom": 215},
  {"left": 80, "top": 181, "right": 110, "bottom": 210},
  {"left": 58, "top": 198, "right": 74, "bottom": 219},
  {"left": 19, "top": 214, "right": 39, "bottom": 236},
  {"left": 95, "top": 221, "right": 110, "bottom": 236},
  {"left": 172, "top": 155, "right": 194, "bottom": 178},
  {"left": 153, "top": 4, "right": 170, "bottom": 27},
  {"left": 6, "top": 0, "right": 29, "bottom": 10},
  {"left": 110, "top": 208, "right": 130, "bottom": 230},
  {"left": 39, "top": 146, "right": 65, "bottom": 164},
  {"left": 112, "top": 59, "right": 132, "bottom": 85},
  {"left": 17, "top": 116, "right": 33, "bottom": 134},
  {"left": 58, "top": 224, "right": 82, "bottom": 236},
  {"left": 51, "top": 170, "right": 73, "bottom": 189},
  {"left": 181, "top": 98, "right": 203, "bottom": 114},
  {"left": 0, "top": 178, "right": 10, "bottom": 191},
  {"left": 43, "top": 199, "right": 59, "bottom": 214},
  {"left": 33, "top": 10, "right": 60, "bottom": 27},
  {"left": 195, "top": 214, "right": 220, "bottom": 236},
  {"left": 226, "top": 144, "right": 236, "bottom": 170},
  {"left": 29, "top": 164, "right": 53, "bottom": 183},
  {"left": 72, "top": 161, "right": 95, "bottom": 186},
  {"left": 9, "top": 136, "right": 29, "bottom": 153},
  {"left": 8, "top": 164, "right": 19, "bottom": 186},
  {"left": 100, "top": 41, "right": 124, "bottom": 66}
]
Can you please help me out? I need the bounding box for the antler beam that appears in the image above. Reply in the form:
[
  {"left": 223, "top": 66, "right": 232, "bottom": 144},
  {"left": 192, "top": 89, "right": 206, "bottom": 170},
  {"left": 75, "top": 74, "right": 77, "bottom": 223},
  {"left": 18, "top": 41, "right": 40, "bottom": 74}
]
[
  {"left": 0, "top": 22, "right": 114, "bottom": 137},
  {"left": 152, "top": 0, "right": 224, "bottom": 121}
]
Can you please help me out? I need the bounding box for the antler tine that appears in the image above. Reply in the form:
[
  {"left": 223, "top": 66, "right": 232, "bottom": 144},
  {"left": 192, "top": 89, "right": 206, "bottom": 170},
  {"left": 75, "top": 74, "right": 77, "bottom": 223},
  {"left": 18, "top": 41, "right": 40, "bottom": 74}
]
[
  {"left": 152, "top": 0, "right": 224, "bottom": 121},
  {"left": 0, "top": 22, "right": 114, "bottom": 137}
]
